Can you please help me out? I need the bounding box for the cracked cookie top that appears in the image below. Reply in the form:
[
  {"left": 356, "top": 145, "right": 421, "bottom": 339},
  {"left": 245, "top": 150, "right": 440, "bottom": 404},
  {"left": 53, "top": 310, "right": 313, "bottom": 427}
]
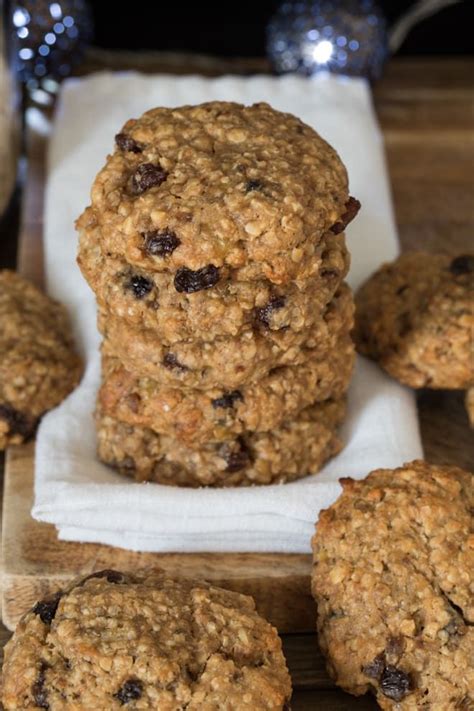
[
  {"left": 77, "top": 101, "right": 356, "bottom": 286},
  {"left": 311, "top": 460, "right": 474, "bottom": 710},
  {"left": 2, "top": 570, "right": 292, "bottom": 710}
]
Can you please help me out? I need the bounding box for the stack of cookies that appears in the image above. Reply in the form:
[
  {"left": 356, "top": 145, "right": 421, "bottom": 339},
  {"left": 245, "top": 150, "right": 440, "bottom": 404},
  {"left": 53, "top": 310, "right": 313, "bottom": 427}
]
[{"left": 77, "top": 101, "right": 359, "bottom": 487}]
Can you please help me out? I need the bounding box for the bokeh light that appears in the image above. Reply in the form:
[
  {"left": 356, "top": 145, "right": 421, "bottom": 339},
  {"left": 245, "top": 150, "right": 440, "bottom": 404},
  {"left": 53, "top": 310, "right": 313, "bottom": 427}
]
[
  {"left": 267, "top": 0, "right": 388, "bottom": 79},
  {"left": 12, "top": 0, "right": 93, "bottom": 91}
]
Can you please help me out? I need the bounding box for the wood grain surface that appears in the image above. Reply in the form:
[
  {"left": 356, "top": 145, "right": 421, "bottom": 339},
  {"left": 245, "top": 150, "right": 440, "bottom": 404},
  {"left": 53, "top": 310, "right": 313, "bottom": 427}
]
[{"left": 1, "top": 56, "right": 473, "bottom": 710}]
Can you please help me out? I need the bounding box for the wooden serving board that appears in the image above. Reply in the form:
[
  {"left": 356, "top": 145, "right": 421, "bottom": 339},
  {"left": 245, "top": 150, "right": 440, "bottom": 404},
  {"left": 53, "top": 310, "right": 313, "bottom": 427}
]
[
  {"left": 1, "top": 56, "right": 473, "bottom": 709},
  {"left": 3, "top": 443, "right": 315, "bottom": 633}
]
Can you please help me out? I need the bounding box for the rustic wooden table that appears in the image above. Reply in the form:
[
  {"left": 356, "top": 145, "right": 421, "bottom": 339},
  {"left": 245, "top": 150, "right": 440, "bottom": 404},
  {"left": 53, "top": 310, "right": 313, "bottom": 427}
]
[{"left": 1, "top": 55, "right": 473, "bottom": 710}]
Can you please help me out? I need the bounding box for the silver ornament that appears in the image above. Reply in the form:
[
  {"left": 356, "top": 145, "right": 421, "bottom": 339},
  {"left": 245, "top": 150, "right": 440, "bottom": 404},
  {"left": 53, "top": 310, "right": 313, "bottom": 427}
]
[{"left": 267, "top": 0, "right": 389, "bottom": 79}]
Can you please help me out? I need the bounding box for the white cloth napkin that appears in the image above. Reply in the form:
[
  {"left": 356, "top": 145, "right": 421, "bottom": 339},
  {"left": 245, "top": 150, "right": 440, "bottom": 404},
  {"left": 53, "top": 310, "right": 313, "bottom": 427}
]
[{"left": 32, "top": 72, "right": 423, "bottom": 553}]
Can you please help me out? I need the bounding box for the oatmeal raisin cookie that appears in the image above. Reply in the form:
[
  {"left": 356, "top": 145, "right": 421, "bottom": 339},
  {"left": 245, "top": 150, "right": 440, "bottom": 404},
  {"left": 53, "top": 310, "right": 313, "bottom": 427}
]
[
  {"left": 311, "top": 460, "right": 474, "bottom": 710},
  {"left": 97, "top": 397, "right": 346, "bottom": 487},
  {"left": 355, "top": 252, "right": 474, "bottom": 389},
  {"left": 76, "top": 101, "right": 358, "bottom": 286},
  {"left": 99, "top": 284, "right": 354, "bottom": 389},
  {"left": 0, "top": 270, "right": 82, "bottom": 449},
  {"left": 2, "top": 570, "right": 292, "bottom": 709},
  {"left": 99, "top": 336, "right": 354, "bottom": 445},
  {"left": 78, "top": 219, "right": 350, "bottom": 344}
]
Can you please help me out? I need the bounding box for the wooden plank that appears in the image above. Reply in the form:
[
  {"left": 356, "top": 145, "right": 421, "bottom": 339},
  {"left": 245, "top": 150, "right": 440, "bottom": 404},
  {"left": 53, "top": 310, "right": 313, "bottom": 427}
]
[
  {"left": 418, "top": 390, "right": 473, "bottom": 469},
  {"left": 291, "top": 690, "right": 378, "bottom": 710},
  {"left": 373, "top": 57, "right": 474, "bottom": 133},
  {"left": 282, "top": 634, "right": 329, "bottom": 690},
  {"left": 386, "top": 139, "right": 474, "bottom": 256}
]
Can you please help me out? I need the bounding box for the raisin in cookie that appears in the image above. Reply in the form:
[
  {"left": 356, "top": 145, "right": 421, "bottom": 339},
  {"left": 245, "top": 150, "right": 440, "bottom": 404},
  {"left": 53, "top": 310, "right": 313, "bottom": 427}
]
[
  {"left": 0, "top": 270, "right": 82, "bottom": 449},
  {"left": 354, "top": 252, "right": 474, "bottom": 390},
  {"left": 97, "top": 397, "right": 346, "bottom": 487},
  {"left": 99, "top": 283, "right": 354, "bottom": 389},
  {"left": 77, "top": 101, "right": 358, "bottom": 286},
  {"left": 311, "top": 460, "right": 474, "bottom": 710},
  {"left": 78, "top": 217, "right": 350, "bottom": 344},
  {"left": 99, "top": 335, "right": 354, "bottom": 445},
  {"left": 2, "top": 570, "right": 292, "bottom": 710}
]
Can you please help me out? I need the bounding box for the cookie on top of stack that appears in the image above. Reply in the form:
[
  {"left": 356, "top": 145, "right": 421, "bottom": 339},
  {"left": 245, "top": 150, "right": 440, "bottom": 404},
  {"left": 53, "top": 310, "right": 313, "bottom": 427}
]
[{"left": 77, "top": 101, "right": 360, "bottom": 487}]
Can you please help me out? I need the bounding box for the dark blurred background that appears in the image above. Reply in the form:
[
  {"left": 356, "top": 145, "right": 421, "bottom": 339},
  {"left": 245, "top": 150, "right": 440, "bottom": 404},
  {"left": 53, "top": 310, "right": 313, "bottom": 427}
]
[
  {"left": 89, "top": 0, "right": 471, "bottom": 56},
  {"left": 1, "top": 0, "right": 471, "bottom": 272}
]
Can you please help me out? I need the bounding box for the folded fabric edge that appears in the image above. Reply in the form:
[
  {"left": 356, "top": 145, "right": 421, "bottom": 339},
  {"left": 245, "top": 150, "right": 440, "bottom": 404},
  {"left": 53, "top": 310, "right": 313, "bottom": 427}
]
[
  {"left": 57, "top": 526, "right": 313, "bottom": 554},
  {"left": 31, "top": 505, "right": 329, "bottom": 535}
]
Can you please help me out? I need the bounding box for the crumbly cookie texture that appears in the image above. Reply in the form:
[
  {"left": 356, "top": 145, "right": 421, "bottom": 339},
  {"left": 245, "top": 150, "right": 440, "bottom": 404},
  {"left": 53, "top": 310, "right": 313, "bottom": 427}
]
[
  {"left": 2, "top": 570, "right": 292, "bottom": 710},
  {"left": 354, "top": 252, "right": 474, "bottom": 389},
  {"left": 97, "top": 398, "right": 346, "bottom": 487},
  {"left": 76, "top": 101, "right": 357, "bottom": 287},
  {"left": 311, "top": 460, "right": 474, "bottom": 711},
  {"left": 78, "top": 218, "right": 350, "bottom": 344},
  {"left": 99, "top": 284, "right": 354, "bottom": 389},
  {"left": 76, "top": 100, "right": 359, "bottom": 485},
  {"left": 0, "top": 270, "right": 82, "bottom": 449},
  {"left": 99, "top": 335, "right": 354, "bottom": 445}
]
